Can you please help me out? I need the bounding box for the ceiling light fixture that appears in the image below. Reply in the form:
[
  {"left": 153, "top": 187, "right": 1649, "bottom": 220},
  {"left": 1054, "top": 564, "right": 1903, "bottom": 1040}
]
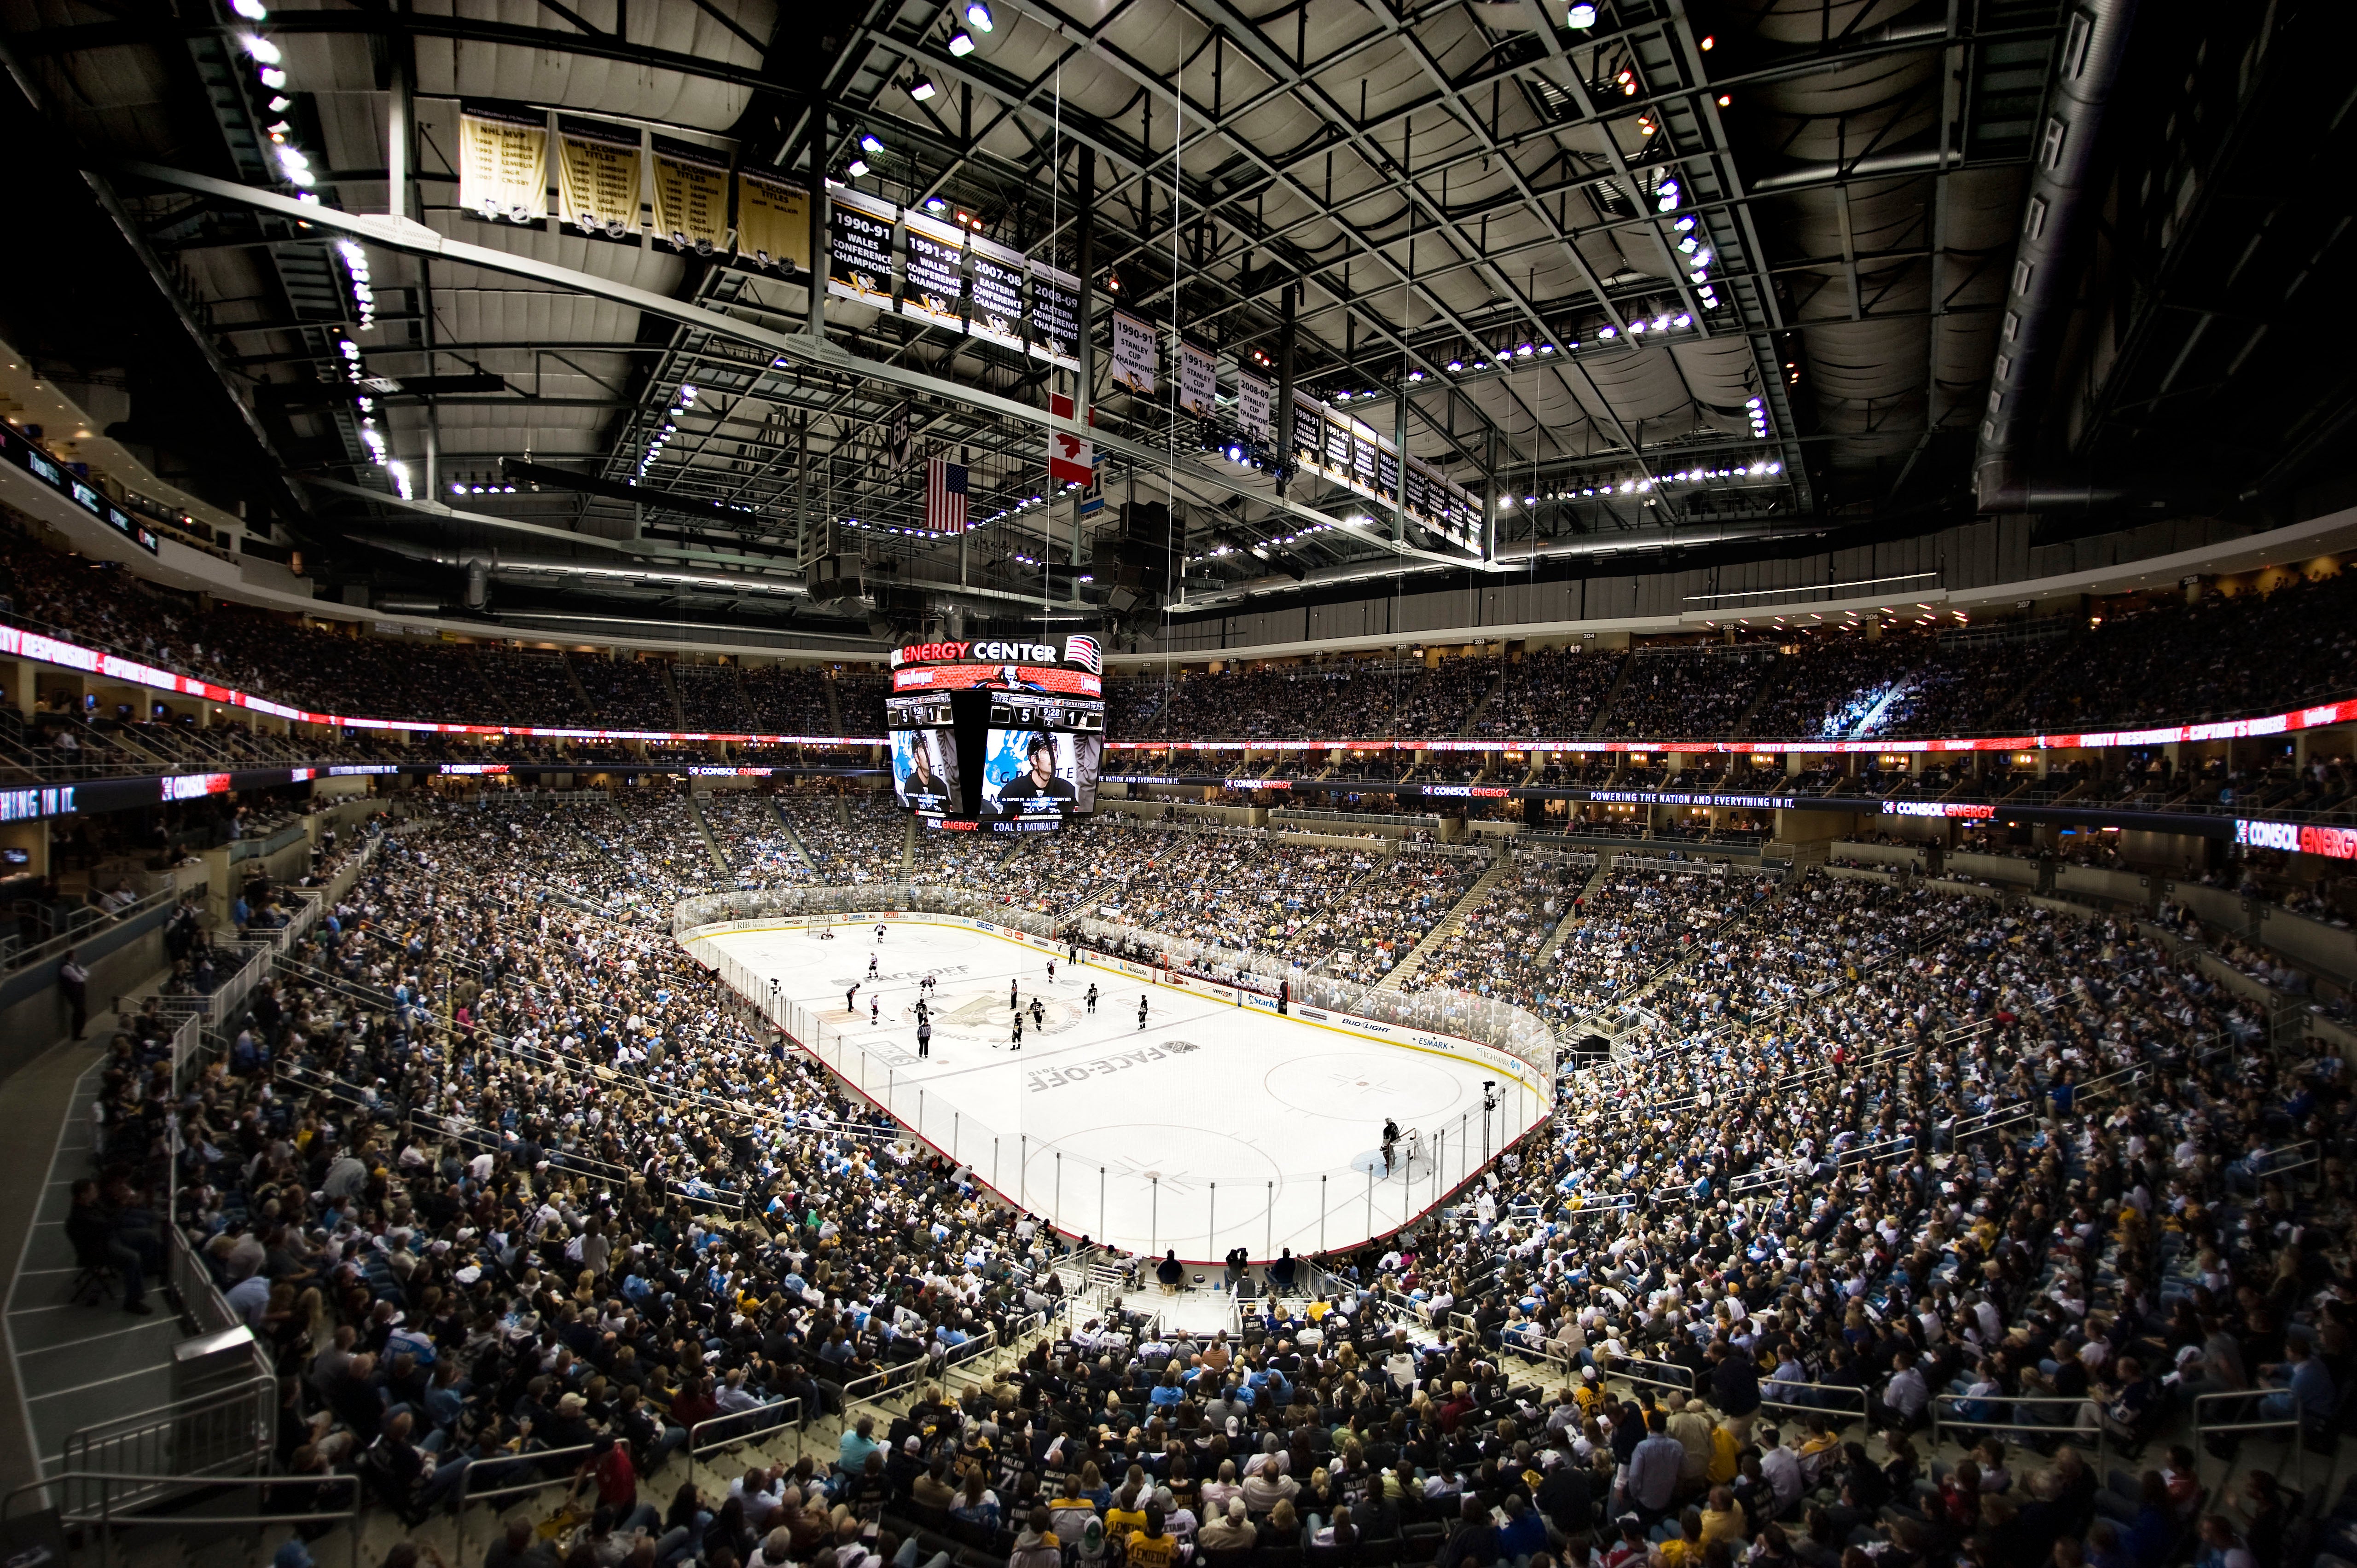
[
  {"left": 1567, "top": 2, "right": 1597, "bottom": 26},
  {"left": 948, "top": 29, "right": 975, "bottom": 55},
  {"left": 859, "top": 133, "right": 884, "bottom": 154},
  {"left": 906, "top": 74, "right": 938, "bottom": 102},
  {"left": 965, "top": 1, "right": 994, "bottom": 31},
  {"left": 846, "top": 158, "right": 869, "bottom": 177}
]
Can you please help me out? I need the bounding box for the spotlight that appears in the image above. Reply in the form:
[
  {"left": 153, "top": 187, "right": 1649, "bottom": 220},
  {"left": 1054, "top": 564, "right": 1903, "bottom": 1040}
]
[
  {"left": 925, "top": 197, "right": 946, "bottom": 212},
  {"left": 859, "top": 133, "right": 884, "bottom": 154},
  {"left": 1567, "top": 2, "right": 1596, "bottom": 24},
  {"left": 1446, "top": 359, "right": 1463, "bottom": 371},
  {"left": 846, "top": 158, "right": 869, "bottom": 177},
  {"left": 965, "top": 0, "right": 993, "bottom": 30},
  {"left": 906, "top": 74, "right": 938, "bottom": 102}
]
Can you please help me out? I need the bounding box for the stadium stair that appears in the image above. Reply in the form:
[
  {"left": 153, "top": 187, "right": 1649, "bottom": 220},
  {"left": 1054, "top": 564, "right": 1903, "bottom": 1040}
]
[
  {"left": 657, "top": 661, "right": 688, "bottom": 728},
  {"left": 559, "top": 652, "right": 596, "bottom": 715},
  {"left": 822, "top": 673, "right": 845, "bottom": 734},
  {"left": 899, "top": 811, "right": 918, "bottom": 876},
  {"left": 685, "top": 795, "right": 733, "bottom": 875},
  {"left": 1534, "top": 856, "right": 1611, "bottom": 965},
  {"left": 1586, "top": 651, "right": 1635, "bottom": 736},
  {"left": 1374, "top": 854, "right": 1514, "bottom": 991},
  {"left": 763, "top": 795, "right": 822, "bottom": 874},
  {"left": 1457, "top": 667, "right": 1506, "bottom": 735}
]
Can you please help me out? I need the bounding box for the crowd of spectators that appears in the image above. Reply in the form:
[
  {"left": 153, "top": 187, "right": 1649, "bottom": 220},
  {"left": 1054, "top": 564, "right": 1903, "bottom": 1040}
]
[
  {"left": 676, "top": 668, "right": 758, "bottom": 732},
  {"left": 742, "top": 667, "right": 840, "bottom": 735},
  {"left": 1475, "top": 649, "right": 1627, "bottom": 740},
  {"left": 1601, "top": 653, "right": 1778, "bottom": 740},
  {"left": 1742, "top": 634, "right": 1932, "bottom": 741},
  {"left": 46, "top": 756, "right": 2357, "bottom": 1568},
  {"left": 698, "top": 792, "right": 819, "bottom": 886}
]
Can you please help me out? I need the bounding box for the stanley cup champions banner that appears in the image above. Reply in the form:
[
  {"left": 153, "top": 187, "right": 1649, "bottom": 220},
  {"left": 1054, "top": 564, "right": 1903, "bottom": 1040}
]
[
  {"left": 650, "top": 136, "right": 729, "bottom": 256},
  {"left": 1237, "top": 373, "right": 1272, "bottom": 444},
  {"left": 458, "top": 104, "right": 548, "bottom": 224},
  {"left": 734, "top": 169, "right": 812, "bottom": 276},
  {"left": 1178, "top": 339, "right": 1218, "bottom": 418},
  {"left": 555, "top": 116, "right": 641, "bottom": 240},
  {"left": 1109, "top": 310, "right": 1157, "bottom": 395}
]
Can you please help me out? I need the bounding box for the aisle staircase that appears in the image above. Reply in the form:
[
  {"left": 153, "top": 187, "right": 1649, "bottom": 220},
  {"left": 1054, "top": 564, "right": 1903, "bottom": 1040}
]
[
  {"left": 1375, "top": 854, "right": 1514, "bottom": 991},
  {"left": 1535, "top": 856, "right": 1612, "bottom": 965},
  {"left": 765, "top": 795, "right": 822, "bottom": 874},
  {"left": 685, "top": 795, "right": 733, "bottom": 875}
]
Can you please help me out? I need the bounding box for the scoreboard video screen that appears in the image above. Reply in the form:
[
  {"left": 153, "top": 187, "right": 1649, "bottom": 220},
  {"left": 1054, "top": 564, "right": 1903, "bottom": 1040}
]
[{"left": 885, "top": 637, "right": 1105, "bottom": 831}]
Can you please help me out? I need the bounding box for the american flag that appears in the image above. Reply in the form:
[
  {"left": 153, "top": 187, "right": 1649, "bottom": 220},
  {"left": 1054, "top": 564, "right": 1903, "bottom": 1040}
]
[{"left": 924, "top": 456, "right": 968, "bottom": 534}]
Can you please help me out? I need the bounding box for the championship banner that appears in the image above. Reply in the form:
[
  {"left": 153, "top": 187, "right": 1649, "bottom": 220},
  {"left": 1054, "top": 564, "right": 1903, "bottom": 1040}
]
[
  {"left": 1178, "top": 339, "right": 1218, "bottom": 418},
  {"left": 734, "top": 169, "right": 812, "bottom": 276},
  {"left": 1028, "top": 262, "right": 1080, "bottom": 370},
  {"left": 1349, "top": 423, "right": 1379, "bottom": 494},
  {"left": 900, "top": 210, "right": 967, "bottom": 330},
  {"left": 1375, "top": 437, "right": 1400, "bottom": 505},
  {"left": 1237, "top": 372, "right": 1272, "bottom": 444},
  {"left": 826, "top": 186, "right": 897, "bottom": 306},
  {"left": 1322, "top": 406, "right": 1353, "bottom": 479},
  {"left": 650, "top": 136, "right": 729, "bottom": 256},
  {"left": 1404, "top": 456, "right": 1430, "bottom": 523},
  {"left": 1291, "top": 393, "right": 1323, "bottom": 471},
  {"left": 1109, "top": 310, "right": 1157, "bottom": 395},
  {"left": 458, "top": 104, "right": 547, "bottom": 224},
  {"left": 555, "top": 116, "right": 641, "bottom": 240},
  {"left": 969, "top": 235, "right": 1026, "bottom": 350}
]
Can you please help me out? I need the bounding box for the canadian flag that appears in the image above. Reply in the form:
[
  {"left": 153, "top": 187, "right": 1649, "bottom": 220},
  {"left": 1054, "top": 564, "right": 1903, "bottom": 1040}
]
[{"left": 1047, "top": 392, "right": 1094, "bottom": 486}]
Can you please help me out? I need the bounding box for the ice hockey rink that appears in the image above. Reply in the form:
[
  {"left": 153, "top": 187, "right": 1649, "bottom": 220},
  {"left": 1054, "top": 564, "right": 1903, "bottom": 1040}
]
[{"left": 687, "top": 918, "right": 1546, "bottom": 1265}]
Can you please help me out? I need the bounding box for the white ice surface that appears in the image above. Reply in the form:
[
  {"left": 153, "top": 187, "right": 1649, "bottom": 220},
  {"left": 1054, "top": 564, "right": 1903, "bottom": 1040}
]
[{"left": 691, "top": 920, "right": 1531, "bottom": 1265}]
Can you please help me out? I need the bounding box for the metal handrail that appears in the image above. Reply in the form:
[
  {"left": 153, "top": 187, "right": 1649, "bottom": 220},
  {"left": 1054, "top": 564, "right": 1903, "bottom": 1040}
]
[
  {"left": 448, "top": 1438, "right": 604, "bottom": 1568},
  {"left": 2190, "top": 1388, "right": 2305, "bottom": 1491},
  {"left": 687, "top": 1397, "right": 805, "bottom": 1486},
  {"left": 2, "top": 1470, "right": 366, "bottom": 1568},
  {"left": 1930, "top": 1391, "right": 2107, "bottom": 1470}
]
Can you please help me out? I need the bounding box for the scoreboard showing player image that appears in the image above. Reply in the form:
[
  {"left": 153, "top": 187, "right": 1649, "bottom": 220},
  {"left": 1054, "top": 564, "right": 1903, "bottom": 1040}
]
[
  {"left": 886, "top": 693, "right": 961, "bottom": 812},
  {"left": 983, "top": 693, "right": 1103, "bottom": 822},
  {"left": 885, "top": 637, "right": 1106, "bottom": 831}
]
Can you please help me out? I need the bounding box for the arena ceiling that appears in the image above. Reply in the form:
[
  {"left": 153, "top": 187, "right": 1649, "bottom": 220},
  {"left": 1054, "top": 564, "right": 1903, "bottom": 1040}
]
[{"left": 11, "top": 0, "right": 2323, "bottom": 645}]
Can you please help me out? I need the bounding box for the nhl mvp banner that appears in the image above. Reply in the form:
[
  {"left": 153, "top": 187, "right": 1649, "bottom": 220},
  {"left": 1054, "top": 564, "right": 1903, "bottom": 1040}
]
[
  {"left": 734, "top": 168, "right": 812, "bottom": 276},
  {"left": 827, "top": 186, "right": 897, "bottom": 307},
  {"left": 555, "top": 116, "right": 641, "bottom": 240},
  {"left": 1178, "top": 339, "right": 1218, "bottom": 418},
  {"left": 650, "top": 136, "right": 729, "bottom": 256},
  {"left": 1109, "top": 310, "right": 1157, "bottom": 395},
  {"left": 458, "top": 104, "right": 547, "bottom": 224}
]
